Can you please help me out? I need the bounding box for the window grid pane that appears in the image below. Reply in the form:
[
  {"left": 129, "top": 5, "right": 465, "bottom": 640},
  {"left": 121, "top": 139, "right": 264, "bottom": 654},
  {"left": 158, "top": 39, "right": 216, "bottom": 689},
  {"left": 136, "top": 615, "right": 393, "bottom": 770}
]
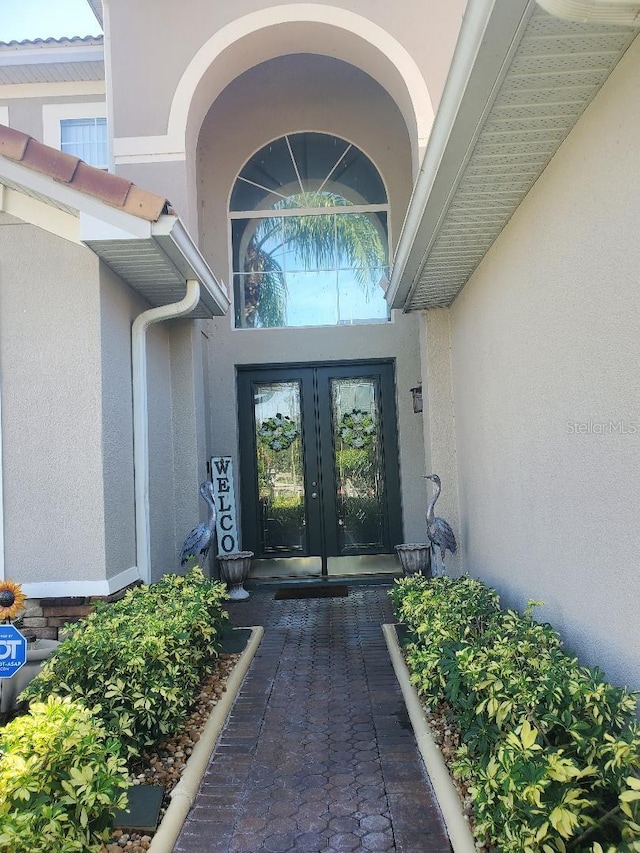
[
  {"left": 231, "top": 133, "right": 390, "bottom": 329},
  {"left": 60, "top": 117, "right": 108, "bottom": 168}
]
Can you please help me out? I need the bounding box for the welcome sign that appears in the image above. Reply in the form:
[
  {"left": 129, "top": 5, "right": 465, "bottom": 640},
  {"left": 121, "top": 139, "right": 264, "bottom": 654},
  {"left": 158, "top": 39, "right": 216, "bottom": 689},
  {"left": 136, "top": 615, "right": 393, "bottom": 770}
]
[{"left": 210, "top": 456, "right": 239, "bottom": 555}]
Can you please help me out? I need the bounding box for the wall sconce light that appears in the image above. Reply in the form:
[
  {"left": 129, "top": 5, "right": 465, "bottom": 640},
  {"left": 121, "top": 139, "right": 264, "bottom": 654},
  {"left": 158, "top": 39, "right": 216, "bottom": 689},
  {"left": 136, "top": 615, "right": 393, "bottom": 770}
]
[{"left": 410, "top": 385, "right": 423, "bottom": 413}]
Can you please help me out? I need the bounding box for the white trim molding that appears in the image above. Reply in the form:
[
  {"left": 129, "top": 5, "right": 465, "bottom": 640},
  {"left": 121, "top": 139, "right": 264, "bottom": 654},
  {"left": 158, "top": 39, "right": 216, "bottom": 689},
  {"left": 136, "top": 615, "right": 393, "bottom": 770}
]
[
  {"left": 113, "top": 4, "right": 434, "bottom": 164},
  {"left": 42, "top": 100, "right": 107, "bottom": 154},
  {"left": 0, "top": 185, "right": 81, "bottom": 244},
  {"left": 0, "top": 81, "right": 105, "bottom": 100},
  {"left": 22, "top": 566, "right": 142, "bottom": 600}
]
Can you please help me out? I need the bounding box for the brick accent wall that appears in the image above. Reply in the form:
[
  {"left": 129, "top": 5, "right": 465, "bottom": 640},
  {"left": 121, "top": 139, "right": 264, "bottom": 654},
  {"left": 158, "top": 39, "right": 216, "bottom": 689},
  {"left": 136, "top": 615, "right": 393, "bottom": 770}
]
[{"left": 19, "top": 585, "right": 139, "bottom": 640}]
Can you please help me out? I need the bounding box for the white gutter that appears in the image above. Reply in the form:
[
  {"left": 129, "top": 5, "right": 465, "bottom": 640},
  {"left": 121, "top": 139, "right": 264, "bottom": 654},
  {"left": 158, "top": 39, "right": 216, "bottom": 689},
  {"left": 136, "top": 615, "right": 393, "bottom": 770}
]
[
  {"left": 387, "top": 0, "right": 534, "bottom": 310},
  {"left": 388, "top": 0, "right": 498, "bottom": 308},
  {"left": 151, "top": 216, "right": 230, "bottom": 316},
  {"left": 132, "top": 280, "right": 200, "bottom": 584},
  {"left": 0, "top": 44, "right": 104, "bottom": 66}
]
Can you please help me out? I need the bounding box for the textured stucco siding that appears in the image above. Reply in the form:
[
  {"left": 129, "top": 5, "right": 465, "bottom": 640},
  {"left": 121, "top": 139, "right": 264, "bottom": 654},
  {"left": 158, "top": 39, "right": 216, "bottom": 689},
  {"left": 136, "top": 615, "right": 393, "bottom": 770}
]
[
  {"left": 0, "top": 225, "right": 106, "bottom": 583},
  {"left": 419, "top": 309, "right": 460, "bottom": 571},
  {"left": 448, "top": 36, "right": 640, "bottom": 691},
  {"left": 98, "top": 262, "right": 139, "bottom": 579}
]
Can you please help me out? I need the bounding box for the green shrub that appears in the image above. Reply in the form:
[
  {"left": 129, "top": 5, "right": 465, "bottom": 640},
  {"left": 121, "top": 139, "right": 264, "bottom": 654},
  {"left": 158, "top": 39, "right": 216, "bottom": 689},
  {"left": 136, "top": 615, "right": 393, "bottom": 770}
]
[
  {"left": 21, "top": 567, "right": 229, "bottom": 757},
  {"left": 392, "top": 576, "right": 640, "bottom": 852},
  {"left": 0, "top": 696, "right": 129, "bottom": 853}
]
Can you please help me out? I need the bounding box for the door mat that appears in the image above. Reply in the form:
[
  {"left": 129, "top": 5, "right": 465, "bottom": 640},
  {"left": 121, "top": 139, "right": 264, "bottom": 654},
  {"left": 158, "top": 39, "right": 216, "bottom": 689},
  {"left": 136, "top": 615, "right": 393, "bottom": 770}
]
[{"left": 274, "top": 585, "right": 348, "bottom": 600}]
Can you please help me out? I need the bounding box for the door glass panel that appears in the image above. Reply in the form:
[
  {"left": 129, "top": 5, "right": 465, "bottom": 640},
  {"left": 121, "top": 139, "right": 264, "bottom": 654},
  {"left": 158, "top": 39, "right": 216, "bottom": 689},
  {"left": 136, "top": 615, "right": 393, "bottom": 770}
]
[
  {"left": 331, "top": 378, "right": 385, "bottom": 552},
  {"left": 253, "top": 381, "right": 306, "bottom": 555}
]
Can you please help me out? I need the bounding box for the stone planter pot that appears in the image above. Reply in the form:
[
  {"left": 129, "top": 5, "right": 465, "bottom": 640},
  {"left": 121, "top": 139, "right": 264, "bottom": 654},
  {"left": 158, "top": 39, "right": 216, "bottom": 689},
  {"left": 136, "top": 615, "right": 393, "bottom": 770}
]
[
  {"left": 217, "top": 551, "right": 253, "bottom": 601},
  {"left": 395, "top": 543, "right": 432, "bottom": 577}
]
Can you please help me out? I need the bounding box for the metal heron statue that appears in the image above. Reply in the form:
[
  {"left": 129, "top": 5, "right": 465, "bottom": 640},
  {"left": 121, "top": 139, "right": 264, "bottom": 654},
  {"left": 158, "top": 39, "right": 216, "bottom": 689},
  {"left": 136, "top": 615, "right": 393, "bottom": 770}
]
[
  {"left": 180, "top": 481, "right": 217, "bottom": 568},
  {"left": 425, "top": 474, "right": 457, "bottom": 577}
]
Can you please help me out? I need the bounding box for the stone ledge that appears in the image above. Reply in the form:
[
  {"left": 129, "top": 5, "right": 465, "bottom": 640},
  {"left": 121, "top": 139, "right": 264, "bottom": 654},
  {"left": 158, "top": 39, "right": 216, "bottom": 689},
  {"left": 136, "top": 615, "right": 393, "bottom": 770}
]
[
  {"left": 147, "top": 626, "right": 264, "bottom": 853},
  {"left": 383, "top": 623, "right": 476, "bottom": 853}
]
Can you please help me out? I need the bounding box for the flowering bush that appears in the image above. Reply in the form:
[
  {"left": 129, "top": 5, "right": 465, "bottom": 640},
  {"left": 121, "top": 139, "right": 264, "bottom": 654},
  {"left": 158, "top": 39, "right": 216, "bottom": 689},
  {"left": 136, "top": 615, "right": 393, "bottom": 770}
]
[
  {"left": 21, "top": 568, "right": 229, "bottom": 757},
  {"left": 0, "top": 696, "right": 129, "bottom": 852},
  {"left": 392, "top": 576, "right": 640, "bottom": 852}
]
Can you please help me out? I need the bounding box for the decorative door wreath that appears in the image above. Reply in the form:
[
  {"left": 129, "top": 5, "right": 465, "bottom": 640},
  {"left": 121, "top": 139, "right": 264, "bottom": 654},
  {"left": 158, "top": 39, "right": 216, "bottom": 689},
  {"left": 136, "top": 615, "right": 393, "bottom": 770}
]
[
  {"left": 338, "top": 408, "right": 377, "bottom": 449},
  {"left": 257, "top": 413, "right": 299, "bottom": 452}
]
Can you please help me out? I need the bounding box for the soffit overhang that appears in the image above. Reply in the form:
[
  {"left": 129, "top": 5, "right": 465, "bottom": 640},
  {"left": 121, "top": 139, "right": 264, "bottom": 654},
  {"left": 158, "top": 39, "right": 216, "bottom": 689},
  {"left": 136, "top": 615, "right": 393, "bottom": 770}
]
[
  {"left": 82, "top": 216, "right": 230, "bottom": 319},
  {"left": 0, "top": 38, "right": 104, "bottom": 85},
  {"left": 86, "top": 0, "right": 104, "bottom": 27},
  {"left": 388, "top": 0, "right": 640, "bottom": 312},
  {"left": 0, "top": 162, "right": 229, "bottom": 319}
]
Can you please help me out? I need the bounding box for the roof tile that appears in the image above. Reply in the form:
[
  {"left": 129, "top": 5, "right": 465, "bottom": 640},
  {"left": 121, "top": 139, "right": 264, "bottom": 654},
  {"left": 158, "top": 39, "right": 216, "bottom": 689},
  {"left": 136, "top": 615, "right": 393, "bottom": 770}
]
[
  {"left": 0, "top": 125, "right": 29, "bottom": 161},
  {"left": 0, "top": 124, "right": 170, "bottom": 222},
  {"left": 124, "top": 185, "right": 168, "bottom": 222},
  {"left": 72, "top": 160, "right": 130, "bottom": 206},
  {"left": 23, "top": 138, "right": 79, "bottom": 183}
]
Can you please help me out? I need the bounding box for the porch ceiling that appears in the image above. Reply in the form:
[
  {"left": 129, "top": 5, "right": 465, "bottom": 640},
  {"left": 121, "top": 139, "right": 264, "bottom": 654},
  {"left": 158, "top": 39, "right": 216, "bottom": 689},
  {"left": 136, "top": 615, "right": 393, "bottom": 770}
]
[{"left": 388, "top": 0, "right": 640, "bottom": 312}]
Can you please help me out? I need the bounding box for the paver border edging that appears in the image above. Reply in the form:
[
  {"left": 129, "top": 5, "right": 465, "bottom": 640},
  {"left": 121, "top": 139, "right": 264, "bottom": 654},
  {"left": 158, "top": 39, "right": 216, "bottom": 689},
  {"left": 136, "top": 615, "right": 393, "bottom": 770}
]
[
  {"left": 382, "top": 623, "right": 476, "bottom": 853},
  {"left": 148, "top": 625, "right": 264, "bottom": 853}
]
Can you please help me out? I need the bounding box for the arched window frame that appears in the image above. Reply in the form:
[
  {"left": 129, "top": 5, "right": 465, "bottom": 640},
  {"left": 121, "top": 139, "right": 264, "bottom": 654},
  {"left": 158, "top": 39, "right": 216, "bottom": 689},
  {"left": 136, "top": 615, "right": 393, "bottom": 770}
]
[{"left": 229, "top": 132, "right": 391, "bottom": 329}]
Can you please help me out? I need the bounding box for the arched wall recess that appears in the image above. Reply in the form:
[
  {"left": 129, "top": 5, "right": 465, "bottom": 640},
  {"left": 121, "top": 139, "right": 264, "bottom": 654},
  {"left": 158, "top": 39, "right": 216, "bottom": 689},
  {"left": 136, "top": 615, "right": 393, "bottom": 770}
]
[{"left": 112, "top": 5, "right": 434, "bottom": 171}]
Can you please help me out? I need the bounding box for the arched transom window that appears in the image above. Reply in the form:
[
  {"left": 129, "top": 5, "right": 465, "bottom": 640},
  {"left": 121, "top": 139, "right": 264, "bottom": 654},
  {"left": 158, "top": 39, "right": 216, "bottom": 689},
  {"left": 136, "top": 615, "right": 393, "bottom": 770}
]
[{"left": 230, "top": 133, "right": 390, "bottom": 328}]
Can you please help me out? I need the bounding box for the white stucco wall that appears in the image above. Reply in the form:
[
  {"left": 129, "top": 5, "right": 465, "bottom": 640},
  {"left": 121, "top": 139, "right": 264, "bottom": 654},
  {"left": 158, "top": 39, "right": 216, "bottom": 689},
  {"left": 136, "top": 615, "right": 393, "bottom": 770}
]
[
  {"left": 420, "top": 309, "right": 460, "bottom": 571},
  {"left": 99, "top": 262, "right": 139, "bottom": 580},
  {"left": 0, "top": 95, "right": 106, "bottom": 146},
  {"left": 107, "top": 0, "right": 465, "bottom": 138},
  {"left": 448, "top": 35, "right": 640, "bottom": 691},
  {"left": 0, "top": 225, "right": 107, "bottom": 584}
]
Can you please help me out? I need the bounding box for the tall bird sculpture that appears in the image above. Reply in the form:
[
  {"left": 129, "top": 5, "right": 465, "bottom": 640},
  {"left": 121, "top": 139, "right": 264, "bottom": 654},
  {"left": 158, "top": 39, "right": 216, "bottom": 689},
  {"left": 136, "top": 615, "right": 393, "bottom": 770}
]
[
  {"left": 425, "top": 474, "right": 457, "bottom": 577},
  {"left": 180, "top": 481, "right": 217, "bottom": 568}
]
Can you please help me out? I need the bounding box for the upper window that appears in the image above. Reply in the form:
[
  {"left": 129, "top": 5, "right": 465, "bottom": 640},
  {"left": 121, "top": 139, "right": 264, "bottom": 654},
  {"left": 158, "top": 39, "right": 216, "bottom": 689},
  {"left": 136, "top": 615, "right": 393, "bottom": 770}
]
[
  {"left": 230, "top": 133, "right": 390, "bottom": 329},
  {"left": 60, "top": 117, "right": 108, "bottom": 169}
]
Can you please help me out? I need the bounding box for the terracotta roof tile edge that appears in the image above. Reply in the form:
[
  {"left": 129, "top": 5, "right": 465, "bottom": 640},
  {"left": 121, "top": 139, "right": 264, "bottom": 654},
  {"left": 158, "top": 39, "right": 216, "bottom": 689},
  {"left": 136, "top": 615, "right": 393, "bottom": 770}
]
[{"left": 0, "top": 125, "right": 170, "bottom": 223}]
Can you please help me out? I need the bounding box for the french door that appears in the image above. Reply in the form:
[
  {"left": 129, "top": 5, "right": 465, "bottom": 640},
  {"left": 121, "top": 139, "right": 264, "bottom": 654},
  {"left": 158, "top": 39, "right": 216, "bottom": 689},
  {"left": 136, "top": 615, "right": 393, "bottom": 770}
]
[{"left": 237, "top": 362, "right": 402, "bottom": 576}]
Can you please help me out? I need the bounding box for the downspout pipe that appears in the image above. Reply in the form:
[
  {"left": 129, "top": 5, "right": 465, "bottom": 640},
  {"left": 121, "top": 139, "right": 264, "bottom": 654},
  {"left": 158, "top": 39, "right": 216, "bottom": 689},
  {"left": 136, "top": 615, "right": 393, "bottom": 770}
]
[{"left": 132, "top": 279, "right": 200, "bottom": 585}]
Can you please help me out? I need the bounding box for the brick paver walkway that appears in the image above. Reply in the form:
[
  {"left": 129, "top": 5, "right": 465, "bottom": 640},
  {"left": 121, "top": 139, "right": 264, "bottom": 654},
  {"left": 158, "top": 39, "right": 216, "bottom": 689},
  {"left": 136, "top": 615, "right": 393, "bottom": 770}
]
[{"left": 174, "top": 585, "right": 451, "bottom": 852}]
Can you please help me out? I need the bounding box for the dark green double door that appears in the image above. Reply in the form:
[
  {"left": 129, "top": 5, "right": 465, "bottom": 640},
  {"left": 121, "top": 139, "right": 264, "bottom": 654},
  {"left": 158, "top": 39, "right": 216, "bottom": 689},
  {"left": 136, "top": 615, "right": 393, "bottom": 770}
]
[{"left": 238, "top": 362, "right": 402, "bottom": 576}]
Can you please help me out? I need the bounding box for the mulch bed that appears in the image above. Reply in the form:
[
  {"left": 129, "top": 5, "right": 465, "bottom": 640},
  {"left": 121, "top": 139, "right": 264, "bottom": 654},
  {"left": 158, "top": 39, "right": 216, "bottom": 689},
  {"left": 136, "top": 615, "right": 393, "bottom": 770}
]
[{"left": 103, "top": 651, "right": 240, "bottom": 852}]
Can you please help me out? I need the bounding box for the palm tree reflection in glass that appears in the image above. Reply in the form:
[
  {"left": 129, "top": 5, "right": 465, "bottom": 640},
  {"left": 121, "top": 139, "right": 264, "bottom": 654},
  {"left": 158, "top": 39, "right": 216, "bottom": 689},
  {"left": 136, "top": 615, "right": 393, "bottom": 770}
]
[{"left": 241, "top": 191, "right": 387, "bottom": 328}]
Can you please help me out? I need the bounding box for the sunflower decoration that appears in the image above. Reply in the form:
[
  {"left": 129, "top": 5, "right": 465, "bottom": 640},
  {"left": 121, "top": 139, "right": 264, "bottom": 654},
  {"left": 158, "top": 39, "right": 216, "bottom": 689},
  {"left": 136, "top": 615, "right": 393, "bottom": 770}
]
[
  {"left": 338, "top": 408, "right": 377, "bottom": 450},
  {"left": 0, "top": 579, "right": 26, "bottom": 623}
]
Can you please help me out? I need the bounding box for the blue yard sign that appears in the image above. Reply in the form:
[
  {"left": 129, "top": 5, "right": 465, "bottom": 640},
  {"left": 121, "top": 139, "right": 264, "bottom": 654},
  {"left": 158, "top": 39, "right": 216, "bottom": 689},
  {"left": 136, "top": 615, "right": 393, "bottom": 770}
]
[{"left": 0, "top": 623, "right": 27, "bottom": 678}]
